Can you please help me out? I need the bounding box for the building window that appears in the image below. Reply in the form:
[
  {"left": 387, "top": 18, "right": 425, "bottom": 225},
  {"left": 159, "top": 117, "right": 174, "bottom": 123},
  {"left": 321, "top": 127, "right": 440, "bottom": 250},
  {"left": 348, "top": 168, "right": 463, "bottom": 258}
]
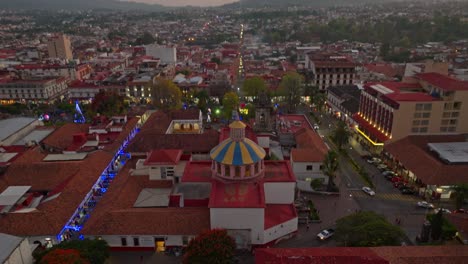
[
  {"left": 421, "top": 120, "right": 429, "bottom": 126},
  {"left": 121, "top": 237, "right": 127, "bottom": 246},
  {"left": 452, "top": 112, "right": 459, "bottom": 118},
  {"left": 415, "top": 104, "right": 423, "bottom": 111},
  {"left": 411, "top": 127, "right": 419, "bottom": 133},
  {"left": 419, "top": 127, "right": 428, "bottom": 133},
  {"left": 448, "top": 127, "right": 456, "bottom": 132},
  {"left": 306, "top": 165, "right": 313, "bottom": 171},
  {"left": 422, "top": 112, "right": 430, "bottom": 118},
  {"left": 412, "top": 120, "right": 420, "bottom": 126},
  {"left": 454, "top": 102, "right": 462, "bottom": 110},
  {"left": 423, "top": 104, "right": 432, "bottom": 110},
  {"left": 133, "top": 237, "right": 139, "bottom": 246},
  {"left": 183, "top": 236, "right": 189, "bottom": 245},
  {"left": 413, "top": 113, "right": 422, "bottom": 118}
]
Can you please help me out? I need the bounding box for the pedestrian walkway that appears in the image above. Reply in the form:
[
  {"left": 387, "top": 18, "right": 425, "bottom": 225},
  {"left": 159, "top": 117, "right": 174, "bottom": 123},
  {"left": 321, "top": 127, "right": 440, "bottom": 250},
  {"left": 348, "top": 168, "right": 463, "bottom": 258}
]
[{"left": 350, "top": 190, "right": 420, "bottom": 202}]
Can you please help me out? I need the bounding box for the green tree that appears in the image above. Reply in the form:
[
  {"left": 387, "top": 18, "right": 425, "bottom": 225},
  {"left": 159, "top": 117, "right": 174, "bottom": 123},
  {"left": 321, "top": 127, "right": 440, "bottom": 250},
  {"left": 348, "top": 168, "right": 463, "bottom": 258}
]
[
  {"left": 278, "top": 72, "right": 304, "bottom": 113},
  {"left": 242, "top": 76, "right": 268, "bottom": 98},
  {"left": 34, "top": 239, "right": 109, "bottom": 264},
  {"left": 183, "top": 229, "right": 236, "bottom": 264},
  {"left": 310, "top": 178, "right": 323, "bottom": 191},
  {"left": 321, "top": 150, "right": 339, "bottom": 192},
  {"left": 335, "top": 211, "right": 405, "bottom": 247},
  {"left": 135, "top": 32, "right": 155, "bottom": 45},
  {"left": 151, "top": 78, "right": 182, "bottom": 111},
  {"left": 210, "top": 57, "right": 221, "bottom": 65},
  {"left": 452, "top": 184, "right": 468, "bottom": 210},
  {"left": 194, "top": 90, "right": 209, "bottom": 113},
  {"left": 222, "top": 91, "right": 239, "bottom": 120},
  {"left": 90, "top": 91, "right": 126, "bottom": 117},
  {"left": 332, "top": 121, "right": 351, "bottom": 150},
  {"left": 431, "top": 210, "right": 444, "bottom": 241}
]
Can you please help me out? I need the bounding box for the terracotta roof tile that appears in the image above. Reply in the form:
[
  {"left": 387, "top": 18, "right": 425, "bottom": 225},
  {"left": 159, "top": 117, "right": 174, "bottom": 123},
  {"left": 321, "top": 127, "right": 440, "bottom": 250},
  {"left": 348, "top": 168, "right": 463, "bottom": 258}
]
[
  {"left": 82, "top": 160, "right": 210, "bottom": 236},
  {"left": 42, "top": 124, "right": 89, "bottom": 150},
  {"left": 291, "top": 128, "right": 328, "bottom": 162},
  {"left": 384, "top": 135, "right": 468, "bottom": 185}
]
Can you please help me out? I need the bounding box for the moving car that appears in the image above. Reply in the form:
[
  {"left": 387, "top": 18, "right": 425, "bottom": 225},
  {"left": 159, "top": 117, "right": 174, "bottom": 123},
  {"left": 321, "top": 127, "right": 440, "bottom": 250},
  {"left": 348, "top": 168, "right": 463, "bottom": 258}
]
[
  {"left": 417, "top": 201, "right": 435, "bottom": 209},
  {"left": 434, "top": 208, "right": 451, "bottom": 214},
  {"left": 313, "top": 123, "right": 319, "bottom": 130},
  {"left": 317, "top": 229, "right": 335, "bottom": 240},
  {"left": 362, "top": 186, "right": 376, "bottom": 196}
]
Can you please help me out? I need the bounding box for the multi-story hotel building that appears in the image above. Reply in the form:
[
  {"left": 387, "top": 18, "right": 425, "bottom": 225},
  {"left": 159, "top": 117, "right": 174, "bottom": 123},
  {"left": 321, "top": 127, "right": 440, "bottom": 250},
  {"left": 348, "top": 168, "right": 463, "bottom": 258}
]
[
  {"left": 353, "top": 72, "right": 468, "bottom": 151},
  {"left": 305, "top": 53, "right": 357, "bottom": 90}
]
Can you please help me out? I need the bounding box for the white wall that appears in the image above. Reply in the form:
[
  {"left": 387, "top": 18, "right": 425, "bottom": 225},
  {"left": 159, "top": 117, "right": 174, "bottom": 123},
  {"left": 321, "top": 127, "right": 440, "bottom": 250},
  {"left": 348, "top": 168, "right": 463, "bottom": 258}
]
[
  {"left": 145, "top": 45, "right": 176, "bottom": 64},
  {"left": 4, "top": 238, "right": 33, "bottom": 264},
  {"left": 291, "top": 161, "right": 327, "bottom": 183},
  {"left": 263, "top": 217, "right": 298, "bottom": 245},
  {"left": 210, "top": 208, "right": 264, "bottom": 245},
  {"left": 263, "top": 182, "right": 295, "bottom": 204}
]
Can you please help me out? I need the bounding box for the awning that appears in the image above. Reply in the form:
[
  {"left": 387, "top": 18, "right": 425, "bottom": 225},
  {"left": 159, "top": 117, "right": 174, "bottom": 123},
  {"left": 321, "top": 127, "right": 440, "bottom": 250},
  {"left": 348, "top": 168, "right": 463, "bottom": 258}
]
[{"left": 352, "top": 114, "right": 389, "bottom": 144}]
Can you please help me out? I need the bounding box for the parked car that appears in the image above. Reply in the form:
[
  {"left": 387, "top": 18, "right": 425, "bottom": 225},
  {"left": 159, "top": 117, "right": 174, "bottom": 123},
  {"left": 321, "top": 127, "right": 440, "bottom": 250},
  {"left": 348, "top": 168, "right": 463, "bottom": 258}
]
[
  {"left": 417, "top": 201, "right": 435, "bottom": 209},
  {"left": 391, "top": 176, "right": 402, "bottom": 183},
  {"left": 317, "top": 229, "right": 335, "bottom": 240},
  {"left": 377, "top": 164, "right": 388, "bottom": 171},
  {"left": 394, "top": 182, "right": 405, "bottom": 189},
  {"left": 434, "top": 208, "right": 451, "bottom": 214},
  {"left": 401, "top": 188, "right": 416, "bottom": 195},
  {"left": 367, "top": 157, "right": 382, "bottom": 164},
  {"left": 382, "top": 170, "right": 397, "bottom": 177},
  {"left": 362, "top": 186, "right": 376, "bottom": 196},
  {"left": 384, "top": 174, "right": 395, "bottom": 181},
  {"left": 313, "top": 123, "right": 319, "bottom": 130}
]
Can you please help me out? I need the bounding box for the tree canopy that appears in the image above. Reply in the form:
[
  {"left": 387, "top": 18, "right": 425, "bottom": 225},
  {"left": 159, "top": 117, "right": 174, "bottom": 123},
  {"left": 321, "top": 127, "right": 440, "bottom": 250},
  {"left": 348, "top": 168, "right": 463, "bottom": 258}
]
[
  {"left": 90, "top": 91, "right": 126, "bottom": 117},
  {"left": 278, "top": 72, "right": 304, "bottom": 113},
  {"left": 222, "top": 91, "right": 239, "bottom": 120},
  {"left": 183, "top": 229, "right": 236, "bottom": 264},
  {"left": 335, "top": 211, "right": 405, "bottom": 247},
  {"left": 34, "top": 239, "right": 109, "bottom": 264},
  {"left": 452, "top": 184, "right": 468, "bottom": 210},
  {"left": 332, "top": 121, "right": 351, "bottom": 150},
  {"left": 151, "top": 78, "right": 182, "bottom": 111},
  {"left": 242, "top": 76, "right": 268, "bottom": 98}
]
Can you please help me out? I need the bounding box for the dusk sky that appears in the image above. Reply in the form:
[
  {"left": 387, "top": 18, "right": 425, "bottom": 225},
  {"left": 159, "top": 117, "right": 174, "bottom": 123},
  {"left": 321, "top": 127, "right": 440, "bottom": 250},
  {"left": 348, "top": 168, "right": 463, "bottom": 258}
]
[{"left": 123, "top": 0, "right": 239, "bottom": 7}]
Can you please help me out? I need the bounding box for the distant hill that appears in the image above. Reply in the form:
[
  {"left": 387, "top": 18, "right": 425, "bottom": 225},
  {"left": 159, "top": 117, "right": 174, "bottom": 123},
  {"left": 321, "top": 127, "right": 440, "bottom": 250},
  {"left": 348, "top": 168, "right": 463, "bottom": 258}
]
[
  {"left": 0, "top": 0, "right": 167, "bottom": 11},
  {"left": 224, "top": 0, "right": 398, "bottom": 8}
]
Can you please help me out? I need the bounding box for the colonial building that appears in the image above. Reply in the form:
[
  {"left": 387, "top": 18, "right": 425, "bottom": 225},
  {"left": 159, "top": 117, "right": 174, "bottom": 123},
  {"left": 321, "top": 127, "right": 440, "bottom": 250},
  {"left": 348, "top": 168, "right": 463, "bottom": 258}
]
[
  {"left": 305, "top": 52, "right": 357, "bottom": 90},
  {"left": 0, "top": 77, "right": 68, "bottom": 103}
]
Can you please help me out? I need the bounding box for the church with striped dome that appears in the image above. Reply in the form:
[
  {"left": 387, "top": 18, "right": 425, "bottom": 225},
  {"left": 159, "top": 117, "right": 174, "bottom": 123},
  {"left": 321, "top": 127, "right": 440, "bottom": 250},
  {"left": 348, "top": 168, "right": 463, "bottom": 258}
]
[{"left": 210, "top": 120, "right": 266, "bottom": 182}]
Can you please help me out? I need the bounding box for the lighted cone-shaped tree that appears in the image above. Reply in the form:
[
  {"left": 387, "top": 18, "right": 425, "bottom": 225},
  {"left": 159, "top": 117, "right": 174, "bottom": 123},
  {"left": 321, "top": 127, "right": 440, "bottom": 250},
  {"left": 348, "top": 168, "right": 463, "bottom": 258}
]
[{"left": 183, "top": 229, "right": 236, "bottom": 264}]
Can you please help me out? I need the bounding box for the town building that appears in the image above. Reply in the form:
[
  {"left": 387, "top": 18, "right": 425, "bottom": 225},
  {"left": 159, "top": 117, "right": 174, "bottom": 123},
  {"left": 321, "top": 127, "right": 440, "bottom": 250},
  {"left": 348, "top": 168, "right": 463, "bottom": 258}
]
[
  {"left": 383, "top": 134, "right": 468, "bottom": 200},
  {"left": 68, "top": 81, "right": 126, "bottom": 102},
  {"left": 305, "top": 52, "right": 357, "bottom": 90},
  {"left": 81, "top": 116, "right": 298, "bottom": 251},
  {"left": 0, "top": 115, "right": 141, "bottom": 248},
  {"left": 0, "top": 77, "right": 68, "bottom": 103},
  {"left": 353, "top": 72, "right": 468, "bottom": 152},
  {"left": 14, "top": 64, "right": 92, "bottom": 81},
  {"left": 144, "top": 44, "right": 177, "bottom": 65},
  {"left": 47, "top": 34, "right": 73, "bottom": 61},
  {"left": 327, "top": 85, "right": 362, "bottom": 125}
]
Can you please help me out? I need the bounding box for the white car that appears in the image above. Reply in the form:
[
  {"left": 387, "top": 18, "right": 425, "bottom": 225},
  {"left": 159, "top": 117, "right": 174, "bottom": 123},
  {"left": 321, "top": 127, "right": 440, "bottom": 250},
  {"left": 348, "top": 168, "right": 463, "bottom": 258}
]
[
  {"left": 417, "top": 201, "right": 435, "bottom": 209},
  {"left": 434, "top": 208, "right": 451, "bottom": 214},
  {"left": 317, "top": 229, "right": 335, "bottom": 240},
  {"left": 362, "top": 187, "right": 376, "bottom": 196},
  {"left": 367, "top": 157, "right": 382, "bottom": 164},
  {"left": 382, "top": 170, "right": 397, "bottom": 176},
  {"left": 377, "top": 164, "right": 388, "bottom": 170},
  {"left": 313, "top": 124, "right": 319, "bottom": 130}
]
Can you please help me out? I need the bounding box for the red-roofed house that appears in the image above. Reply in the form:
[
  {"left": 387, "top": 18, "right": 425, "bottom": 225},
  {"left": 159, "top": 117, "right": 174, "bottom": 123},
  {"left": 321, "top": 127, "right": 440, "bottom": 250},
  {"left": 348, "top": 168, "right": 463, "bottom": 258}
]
[{"left": 81, "top": 119, "right": 297, "bottom": 251}]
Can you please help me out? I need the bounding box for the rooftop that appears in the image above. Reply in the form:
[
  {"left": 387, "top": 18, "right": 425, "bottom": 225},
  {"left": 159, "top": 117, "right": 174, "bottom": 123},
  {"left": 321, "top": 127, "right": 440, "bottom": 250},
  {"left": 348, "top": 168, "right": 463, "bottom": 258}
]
[
  {"left": 417, "top": 72, "right": 468, "bottom": 91},
  {"left": 0, "top": 233, "right": 24, "bottom": 263},
  {"left": 278, "top": 114, "right": 313, "bottom": 134},
  {"left": 144, "top": 149, "right": 183, "bottom": 165},
  {"left": 428, "top": 142, "right": 468, "bottom": 164},
  {"left": 384, "top": 135, "right": 468, "bottom": 185},
  {"left": 209, "top": 181, "right": 265, "bottom": 208},
  {"left": 0, "top": 117, "right": 37, "bottom": 142},
  {"left": 82, "top": 160, "right": 209, "bottom": 236},
  {"left": 264, "top": 204, "right": 297, "bottom": 230}
]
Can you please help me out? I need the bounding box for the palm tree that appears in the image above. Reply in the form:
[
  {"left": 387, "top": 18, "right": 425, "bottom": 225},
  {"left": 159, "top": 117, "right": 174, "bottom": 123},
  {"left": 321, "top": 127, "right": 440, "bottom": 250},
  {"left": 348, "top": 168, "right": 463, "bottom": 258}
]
[
  {"left": 322, "top": 150, "right": 339, "bottom": 191},
  {"left": 333, "top": 121, "right": 351, "bottom": 150}
]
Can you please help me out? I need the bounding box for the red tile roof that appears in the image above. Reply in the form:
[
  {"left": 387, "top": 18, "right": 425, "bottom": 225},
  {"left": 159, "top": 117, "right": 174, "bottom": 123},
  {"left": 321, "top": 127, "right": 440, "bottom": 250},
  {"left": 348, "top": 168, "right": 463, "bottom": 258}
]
[
  {"left": 264, "top": 204, "right": 297, "bottom": 230},
  {"left": 384, "top": 135, "right": 468, "bottom": 185},
  {"left": 256, "top": 247, "right": 388, "bottom": 264},
  {"left": 209, "top": 181, "right": 265, "bottom": 208},
  {"left": 371, "top": 245, "right": 468, "bottom": 264},
  {"left": 181, "top": 161, "right": 212, "bottom": 183},
  {"left": 144, "top": 149, "right": 182, "bottom": 165},
  {"left": 263, "top": 161, "right": 296, "bottom": 182},
  {"left": 292, "top": 128, "right": 328, "bottom": 162},
  {"left": 42, "top": 124, "right": 89, "bottom": 150},
  {"left": 417, "top": 72, "right": 468, "bottom": 91},
  {"left": 81, "top": 160, "right": 210, "bottom": 236}
]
